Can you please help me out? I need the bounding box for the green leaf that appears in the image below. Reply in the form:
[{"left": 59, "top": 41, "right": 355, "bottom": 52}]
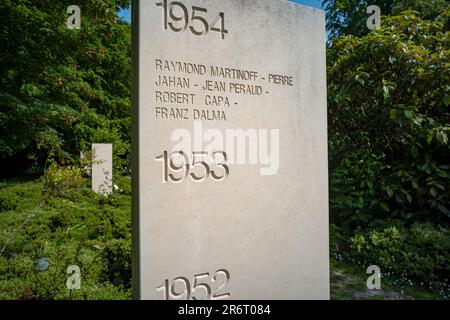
[
  {"left": 383, "top": 84, "right": 390, "bottom": 100},
  {"left": 386, "top": 187, "right": 394, "bottom": 198},
  {"left": 437, "top": 204, "right": 450, "bottom": 217},
  {"left": 444, "top": 95, "right": 450, "bottom": 107},
  {"left": 405, "top": 192, "right": 412, "bottom": 203},
  {"left": 356, "top": 197, "right": 364, "bottom": 209},
  {"left": 410, "top": 145, "right": 419, "bottom": 158},
  {"left": 380, "top": 202, "right": 389, "bottom": 212},
  {"left": 430, "top": 187, "right": 438, "bottom": 197},
  {"left": 404, "top": 110, "right": 413, "bottom": 119}
]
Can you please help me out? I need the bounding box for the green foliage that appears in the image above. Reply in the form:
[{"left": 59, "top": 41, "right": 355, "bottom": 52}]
[
  {"left": 0, "top": 180, "right": 41, "bottom": 214},
  {"left": 0, "top": 179, "right": 131, "bottom": 300},
  {"left": 330, "top": 224, "right": 347, "bottom": 257},
  {"left": 328, "top": 10, "right": 450, "bottom": 227},
  {"left": 327, "top": 4, "right": 450, "bottom": 299},
  {"left": 103, "top": 239, "right": 131, "bottom": 288},
  {"left": 0, "top": 0, "right": 131, "bottom": 177},
  {"left": 43, "top": 163, "right": 83, "bottom": 195},
  {"left": 114, "top": 176, "right": 132, "bottom": 195},
  {"left": 348, "top": 221, "right": 449, "bottom": 287},
  {"left": 323, "top": 0, "right": 450, "bottom": 40}
]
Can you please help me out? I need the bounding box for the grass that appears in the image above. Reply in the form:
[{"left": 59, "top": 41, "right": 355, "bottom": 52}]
[
  {"left": 330, "top": 257, "right": 446, "bottom": 300},
  {"left": 0, "top": 177, "right": 132, "bottom": 300}
]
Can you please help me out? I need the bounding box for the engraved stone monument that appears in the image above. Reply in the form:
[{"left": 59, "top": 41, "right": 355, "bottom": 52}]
[{"left": 133, "top": 0, "right": 329, "bottom": 299}]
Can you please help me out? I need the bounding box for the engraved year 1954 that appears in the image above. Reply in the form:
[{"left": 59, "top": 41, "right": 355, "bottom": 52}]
[{"left": 156, "top": 0, "right": 228, "bottom": 39}]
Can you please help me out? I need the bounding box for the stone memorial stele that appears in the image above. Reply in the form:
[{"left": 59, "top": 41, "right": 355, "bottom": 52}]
[
  {"left": 91, "top": 143, "right": 113, "bottom": 196},
  {"left": 132, "top": 0, "right": 329, "bottom": 299}
]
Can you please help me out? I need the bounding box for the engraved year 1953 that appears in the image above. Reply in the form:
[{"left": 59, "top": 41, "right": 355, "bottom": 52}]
[
  {"left": 156, "top": 0, "right": 228, "bottom": 39},
  {"left": 155, "top": 151, "right": 229, "bottom": 183}
]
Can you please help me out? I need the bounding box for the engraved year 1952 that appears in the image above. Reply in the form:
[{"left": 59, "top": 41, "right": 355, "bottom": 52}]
[
  {"left": 156, "top": 269, "right": 230, "bottom": 300},
  {"left": 156, "top": 0, "right": 228, "bottom": 39}
]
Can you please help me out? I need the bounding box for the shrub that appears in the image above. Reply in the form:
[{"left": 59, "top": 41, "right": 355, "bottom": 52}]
[
  {"left": 103, "top": 239, "right": 131, "bottom": 289},
  {"left": 328, "top": 10, "right": 450, "bottom": 227},
  {"left": 0, "top": 0, "right": 131, "bottom": 176},
  {"left": 42, "top": 163, "right": 84, "bottom": 195},
  {"left": 348, "top": 221, "right": 450, "bottom": 285},
  {"left": 0, "top": 179, "right": 132, "bottom": 300}
]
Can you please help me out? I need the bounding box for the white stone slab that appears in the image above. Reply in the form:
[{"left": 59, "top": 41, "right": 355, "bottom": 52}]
[
  {"left": 133, "top": 0, "right": 329, "bottom": 299},
  {"left": 91, "top": 143, "right": 113, "bottom": 195}
]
